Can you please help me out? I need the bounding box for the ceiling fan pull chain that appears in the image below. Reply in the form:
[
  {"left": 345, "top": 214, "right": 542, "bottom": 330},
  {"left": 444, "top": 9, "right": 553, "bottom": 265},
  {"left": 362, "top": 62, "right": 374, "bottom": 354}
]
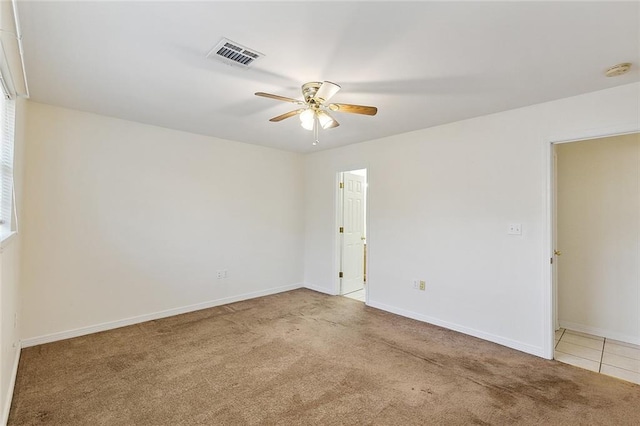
[{"left": 313, "top": 115, "right": 319, "bottom": 146}]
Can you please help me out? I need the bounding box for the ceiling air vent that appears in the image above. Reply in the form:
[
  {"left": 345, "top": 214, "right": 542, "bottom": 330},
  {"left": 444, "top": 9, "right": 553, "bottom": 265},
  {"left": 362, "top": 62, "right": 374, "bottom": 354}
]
[{"left": 207, "top": 38, "right": 264, "bottom": 68}]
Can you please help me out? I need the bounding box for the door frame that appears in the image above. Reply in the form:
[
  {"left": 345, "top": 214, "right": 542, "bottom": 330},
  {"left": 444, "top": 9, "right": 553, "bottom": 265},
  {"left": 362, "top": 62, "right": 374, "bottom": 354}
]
[
  {"left": 544, "top": 123, "right": 639, "bottom": 359},
  {"left": 334, "top": 166, "right": 369, "bottom": 303}
]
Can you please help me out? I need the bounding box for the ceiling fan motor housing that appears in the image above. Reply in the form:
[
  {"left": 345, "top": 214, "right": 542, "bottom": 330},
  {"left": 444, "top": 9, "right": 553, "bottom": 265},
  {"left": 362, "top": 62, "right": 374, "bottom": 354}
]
[{"left": 302, "top": 82, "right": 323, "bottom": 104}]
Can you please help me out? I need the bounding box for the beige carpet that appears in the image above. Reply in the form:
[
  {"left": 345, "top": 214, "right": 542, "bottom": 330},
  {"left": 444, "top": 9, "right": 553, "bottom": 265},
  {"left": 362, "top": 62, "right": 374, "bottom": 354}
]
[{"left": 9, "top": 289, "right": 640, "bottom": 425}]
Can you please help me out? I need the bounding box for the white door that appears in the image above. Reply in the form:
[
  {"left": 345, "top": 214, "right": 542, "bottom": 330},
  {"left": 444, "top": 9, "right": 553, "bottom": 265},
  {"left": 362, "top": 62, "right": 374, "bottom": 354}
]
[{"left": 341, "top": 172, "right": 365, "bottom": 294}]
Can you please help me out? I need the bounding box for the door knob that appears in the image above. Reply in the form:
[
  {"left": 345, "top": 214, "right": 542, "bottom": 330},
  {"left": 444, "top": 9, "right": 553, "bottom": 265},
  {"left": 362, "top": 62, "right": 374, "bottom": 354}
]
[{"left": 554, "top": 250, "right": 562, "bottom": 256}]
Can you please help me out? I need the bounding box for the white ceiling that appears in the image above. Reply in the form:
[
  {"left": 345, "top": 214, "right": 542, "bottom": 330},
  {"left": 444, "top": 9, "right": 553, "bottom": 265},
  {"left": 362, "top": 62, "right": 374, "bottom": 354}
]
[{"left": 17, "top": 1, "right": 640, "bottom": 153}]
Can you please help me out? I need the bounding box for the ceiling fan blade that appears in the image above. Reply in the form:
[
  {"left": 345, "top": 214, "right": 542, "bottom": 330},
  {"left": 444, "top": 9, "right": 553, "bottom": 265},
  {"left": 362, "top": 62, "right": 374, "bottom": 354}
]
[
  {"left": 314, "top": 81, "right": 341, "bottom": 103},
  {"left": 328, "top": 103, "right": 378, "bottom": 116},
  {"left": 269, "top": 109, "right": 304, "bottom": 122},
  {"left": 255, "top": 92, "right": 303, "bottom": 104}
]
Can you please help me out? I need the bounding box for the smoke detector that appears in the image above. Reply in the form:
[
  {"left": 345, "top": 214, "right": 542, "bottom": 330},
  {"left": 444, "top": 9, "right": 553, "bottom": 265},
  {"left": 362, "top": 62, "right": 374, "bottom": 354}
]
[
  {"left": 207, "top": 38, "right": 264, "bottom": 69},
  {"left": 605, "top": 63, "right": 632, "bottom": 77}
]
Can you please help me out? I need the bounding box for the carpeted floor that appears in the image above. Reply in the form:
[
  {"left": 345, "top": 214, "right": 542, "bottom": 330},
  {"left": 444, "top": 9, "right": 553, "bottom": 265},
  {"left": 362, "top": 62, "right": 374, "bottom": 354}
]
[{"left": 9, "top": 289, "right": 640, "bottom": 425}]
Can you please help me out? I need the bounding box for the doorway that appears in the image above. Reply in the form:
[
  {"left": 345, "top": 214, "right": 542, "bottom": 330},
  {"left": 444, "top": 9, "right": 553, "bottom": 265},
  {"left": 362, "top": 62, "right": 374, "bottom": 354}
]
[
  {"left": 551, "top": 132, "right": 640, "bottom": 383},
  {"left": 337, "top": 168, "right": 367, "bottom": 302}
]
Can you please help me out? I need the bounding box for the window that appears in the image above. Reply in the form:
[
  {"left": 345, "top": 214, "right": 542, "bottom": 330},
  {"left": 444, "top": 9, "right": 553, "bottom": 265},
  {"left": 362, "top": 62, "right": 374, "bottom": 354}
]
[{"left": 0, "top": 93, "right": 16, "bottom": 238}]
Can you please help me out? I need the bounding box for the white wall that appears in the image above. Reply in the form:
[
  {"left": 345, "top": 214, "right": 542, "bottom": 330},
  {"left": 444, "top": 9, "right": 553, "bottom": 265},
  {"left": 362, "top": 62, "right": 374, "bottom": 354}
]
[
  {"left": 0, "top": 97, "right": 26, "bottom": 424},
  {"left": 556, "top": 134, "right": 639, "bottom": 343},
  {"left": 20, "top": 102, "right": 304, "bottom": 343},
  {"left": 303, "top": 83, "right": 640, "bottom": 357}
]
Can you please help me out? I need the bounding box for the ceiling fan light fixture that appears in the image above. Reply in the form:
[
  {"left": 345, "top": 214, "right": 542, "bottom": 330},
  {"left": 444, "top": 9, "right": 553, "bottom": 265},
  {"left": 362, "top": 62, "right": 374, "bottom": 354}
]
[
  {"left": 316, "top": 110, "right": 335, "bottom": 129},
  {"left": 300, "top": 109, "right": 314, "bottom": 130}
]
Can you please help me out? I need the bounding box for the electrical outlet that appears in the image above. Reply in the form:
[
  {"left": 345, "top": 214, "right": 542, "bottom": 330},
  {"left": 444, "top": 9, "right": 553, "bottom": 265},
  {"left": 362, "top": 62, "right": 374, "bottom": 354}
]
[
  {"left": 216, "top": 270, "right": 224, "bottom": 279},
  {"left": 419, "top": 280, "right": 426, "bottom": 291},
  {"left": 508, "top": 223, "right": 522, "bottom": 235}
]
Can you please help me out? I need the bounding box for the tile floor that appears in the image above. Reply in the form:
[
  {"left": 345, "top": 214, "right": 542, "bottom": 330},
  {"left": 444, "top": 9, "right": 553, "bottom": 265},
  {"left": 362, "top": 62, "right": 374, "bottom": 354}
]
[
  {"left": 555, "top": 328, "right": 640, "bottom": 385},
  {"left": 343, "top": 287, "right": 366, "bottom": 302}
]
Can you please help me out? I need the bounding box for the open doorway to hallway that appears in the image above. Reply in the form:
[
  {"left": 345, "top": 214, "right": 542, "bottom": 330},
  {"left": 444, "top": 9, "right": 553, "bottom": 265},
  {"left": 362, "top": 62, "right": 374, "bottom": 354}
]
[
  {"left": 338, "top": 168, "right": 367, "bottom": 303},
  {"left": 551, "top": 132, "right": 640, "bottom": 384}
]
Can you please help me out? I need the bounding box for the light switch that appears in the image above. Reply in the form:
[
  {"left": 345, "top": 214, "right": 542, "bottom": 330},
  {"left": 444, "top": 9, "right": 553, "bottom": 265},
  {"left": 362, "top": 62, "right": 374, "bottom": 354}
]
[{"left": 508, "top": 223, "right": 522, "bottom": 235}]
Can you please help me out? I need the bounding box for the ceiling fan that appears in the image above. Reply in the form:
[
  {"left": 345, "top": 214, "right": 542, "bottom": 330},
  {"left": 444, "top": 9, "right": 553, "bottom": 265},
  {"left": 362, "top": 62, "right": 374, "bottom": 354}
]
[{"left": 255, "top": 81, "right": 378, "bottom": 145}]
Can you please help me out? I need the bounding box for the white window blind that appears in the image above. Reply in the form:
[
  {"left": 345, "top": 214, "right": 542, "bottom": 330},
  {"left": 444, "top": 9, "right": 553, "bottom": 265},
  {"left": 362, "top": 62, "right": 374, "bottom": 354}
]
[{"left": 0, "top": 95, "right": 15, "bottom": 231}]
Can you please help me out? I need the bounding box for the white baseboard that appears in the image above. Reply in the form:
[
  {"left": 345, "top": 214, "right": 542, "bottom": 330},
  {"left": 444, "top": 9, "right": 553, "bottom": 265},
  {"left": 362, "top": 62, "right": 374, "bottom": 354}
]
[
  {"left": 304, "top": 282, "right": 338, "bottom": 296},
  {"left": 2, "top": 342, "right": 21, "bottom": 426},
  {"left": 21, "top": 283, "right": 303, "bottom": 348},
  {"left": 559, "top": 320, "right": 640, "bottom": 345},
  {"left": 367, "top": 300, "right": 545, "bottom": 358}
]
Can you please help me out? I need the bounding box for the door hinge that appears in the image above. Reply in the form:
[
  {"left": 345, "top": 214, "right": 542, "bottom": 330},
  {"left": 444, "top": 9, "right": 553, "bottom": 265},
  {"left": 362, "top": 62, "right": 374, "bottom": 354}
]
[
  {"left": 339, "top": 182, "right": 344, "bottom": 189},
  {"left": 339, "top": 227, "right": 344, "bottom": 233},
  {"left": 550, "top": 257, "right": 553, "bottom": 264},
  {"left": 339, "top": 272, "right": 343, "bottom": 278}
]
